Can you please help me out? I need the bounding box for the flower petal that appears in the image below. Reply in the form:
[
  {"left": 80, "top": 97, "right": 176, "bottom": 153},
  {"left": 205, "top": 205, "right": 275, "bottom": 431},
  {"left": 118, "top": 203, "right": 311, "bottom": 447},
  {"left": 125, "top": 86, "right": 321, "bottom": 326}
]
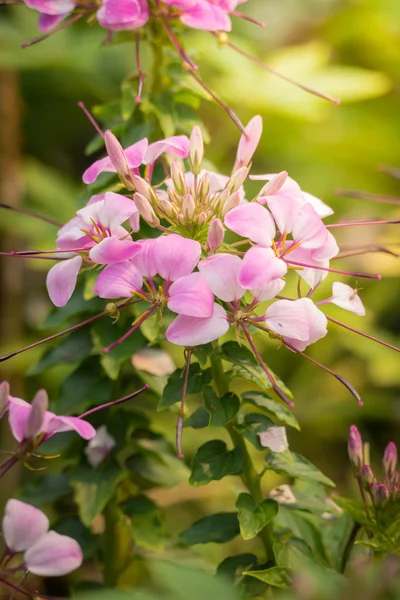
[
  {"left": 25, "top": 531, "right": 83, "bottom": 577},
  {"left": 234, "top": 115, "right": 263, "bottom": 169},
  {"left": 180, "top": 1, "right": 232, "bottom": 31},
  {"left": 94, "top": 262, "right": 142, "bottom": 298},
  {"left": 82, "top": 155, "right": 116, "bottom": 184},
  {"left": 46, "top": 416, "right": 96, "bottom": 440},
  {"left": 166, "top": 303, "right": 229, "bottom": 346},
  {"left": 3, "top": 499, "right": 49, "bottom": 553},
  {"left": 152, "top": 234, "right": 201, "bottom": 281},
  {"left": 89, "top": 236, "right": 141, "bottom": 265},
  {"left": 265, "top": 299, "right": 311, "bottom": 341},
  {"left": 46, "top": 256, "right": 82, "bottom": 307},
  {"left": 250, "top": 278, "right": 285, "bottom": 302},
  {"left": 77, "top": 192, "right": 137, "bottom": 232},
  {"left": 124, "top": 137, "right": 149, "bottom": 167},
  {"left": 224, "top": 203, "right": 275, "bottom": 246},
  {"left": 199, "top": 254, "right": 245, "bottom": 302},
  {"left": 168, "top": 273, "right": 214, "bottom": 318},
  {"left": 331, "top": 282, "right": 365, "bottom": 316},
  {"left": 238, "top": 246, "right": 287, "bottom": 290},
  {"left": 144, "top": 135, "right": 190, "bottom": 165},
  {"left": 38, "top": 12, "right": 66, "bottom": 30}
]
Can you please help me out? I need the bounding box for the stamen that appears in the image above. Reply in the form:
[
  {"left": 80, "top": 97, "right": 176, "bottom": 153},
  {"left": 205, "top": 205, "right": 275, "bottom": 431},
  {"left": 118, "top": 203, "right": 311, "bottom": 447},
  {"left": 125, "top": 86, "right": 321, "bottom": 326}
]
[
  {"left": 335, "top": 188, "right": 400, "bottom": 206},
  {"left": 0, "top": 202, "right": 62, "bottom": 227},
  {"left": 327, "top": 316, "right": 400, "bottom": 354},
  {"left": 230, "top": 10, "right": 265, "bottom": 28},
  {"left": 326, "top": 218, "right": 400, "bottom": 228},
  {"left": 333, "top": 245, "right": 399, "bottom": 259},
  {"left": 135, "top": 33, "right": 144, "bottom": 103},
  {"left": 284, "top": 258, "right": 381, "bottom": 280},
  {"left": 176, "top": 349, "right": 192, "bottom": 459},
  {"left": 103, "top": 305, "right": 156, "bottom": 353},
  {"left": 79, "top": 385, "right": 149, "bottom": 418},
  {"left": 379, "top": 164, "right": 400, "bottom": 180},
  {"left": 162, "top": 17, "right": 198, "bottom": 71},
  {"left": 77, "top": 101, "right": 105, "bottom": 138},
  {"left": 21, "top": 12, "right": 85, "bottom": 48}
]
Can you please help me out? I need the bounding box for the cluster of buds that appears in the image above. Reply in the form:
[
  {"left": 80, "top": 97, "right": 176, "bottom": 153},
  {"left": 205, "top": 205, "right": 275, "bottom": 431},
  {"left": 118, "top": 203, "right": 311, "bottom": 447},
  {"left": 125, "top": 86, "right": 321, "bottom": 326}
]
[{"left": 348, "top": 425, "right": 399, "bottom": 510}]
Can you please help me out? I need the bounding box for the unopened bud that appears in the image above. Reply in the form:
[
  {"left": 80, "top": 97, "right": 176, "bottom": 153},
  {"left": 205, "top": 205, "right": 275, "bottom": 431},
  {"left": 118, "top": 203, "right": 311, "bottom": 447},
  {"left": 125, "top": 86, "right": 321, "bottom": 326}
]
[
  {"left": 189, "top": 126, "right": 204, "bottom": 175},
  {"left": 361, "top": 464, "right": 375, "bottom": 490},
  {"left": 373, "top": 483, "right": 389, "bottom": 508},
  {"left": 177, "top": 213, "right": 184, "bottom": 225},
  {"left": 171, "top": 162, "right": 187, "bottom": 195},
  {"left": 182, "top": 194, "right": 196, "bottom": 220},
  {"left": 383, "top": 442, "right": 398, "bottom": 478},
  {"left": 207, "top": 218, "right": 224, "bottom": 252},
  {"left": 222, "top": 191, "right": 242, "bottom": 216},
  {"left": 132, "top": 175, "right": 159, "bottom": 206},
  {"left": 104, "top": 130, "right": 134, "bottom": 190},
  {"left": 227, "top": 166, "right": 249, "bottom": 194},
  {"left": 133, "top": 193, "right": 160, "bottom": 227},
  {"left": 348, "top": 425, "right": 363, "bottom": 471},
  {"left": 392, "top": 470, "right": 400, "bottom": 487},
  {"left": 159, "top": 198, "right": 175, "bottom": 218},
  {"left": 24, "top": 389, "right": 48, "bottom": 441},
  {"left": 198, "top": 212, "right": 206, "bottom": 225},
  {"left": 0, "top": 381, "right": 10, "bottom": 418},
  {"left": 259, "top": 171, "right": 288, "bottom": 197},
  {"left": 167, "top": 187, "right": 181, "bottom": 206},
  {"left": 198, "top": 172, "right": 210, "bottom": 199}
]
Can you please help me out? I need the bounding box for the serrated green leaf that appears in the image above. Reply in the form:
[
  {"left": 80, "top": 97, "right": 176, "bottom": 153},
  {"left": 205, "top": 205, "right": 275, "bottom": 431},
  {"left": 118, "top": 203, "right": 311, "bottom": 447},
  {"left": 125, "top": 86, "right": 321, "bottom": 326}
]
[
  {"left": 179, "top": 513, "right": 240, "bottom": 545},
  {"left": 236, "top": 493, "right": 279, "bottom": 540},
  {"left": 203, "top": 386, "right": 240, "bottom": 427},
  {"left": 241, "top": 391, "right": 300, "bottom": 430},
  {"left": 265, "top": 452, "right": 335, "bottom": 487},
  {"left": 190, "top": 440, "right": 243, "bottom": 486}
]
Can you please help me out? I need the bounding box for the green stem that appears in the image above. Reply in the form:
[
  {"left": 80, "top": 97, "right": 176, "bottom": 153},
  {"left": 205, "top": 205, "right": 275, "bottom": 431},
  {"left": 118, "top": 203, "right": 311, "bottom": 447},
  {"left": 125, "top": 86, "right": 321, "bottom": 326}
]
[{"left": 210, "top": 346, "right": 276, "bottom": 564}]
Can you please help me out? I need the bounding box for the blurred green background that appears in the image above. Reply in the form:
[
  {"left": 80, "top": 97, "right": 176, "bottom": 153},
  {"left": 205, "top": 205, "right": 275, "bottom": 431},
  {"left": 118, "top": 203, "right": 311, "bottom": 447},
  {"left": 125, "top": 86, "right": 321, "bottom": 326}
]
[{"left": 0, "top": 0, "right": 399, "bottom": 578}]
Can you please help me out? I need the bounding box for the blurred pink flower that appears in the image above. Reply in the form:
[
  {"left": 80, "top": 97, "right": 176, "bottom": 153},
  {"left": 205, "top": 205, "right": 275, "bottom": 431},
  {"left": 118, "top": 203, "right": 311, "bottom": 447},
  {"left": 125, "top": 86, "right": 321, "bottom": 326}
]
[
  {"left": 97, "top": 0, "right": 149, "bottom": 30},
  {"left": 162, "top": 0, "right": 247, "bottom": 31},
  {"left": 23, "top": 0, "right": 75, "bottom": 31}
]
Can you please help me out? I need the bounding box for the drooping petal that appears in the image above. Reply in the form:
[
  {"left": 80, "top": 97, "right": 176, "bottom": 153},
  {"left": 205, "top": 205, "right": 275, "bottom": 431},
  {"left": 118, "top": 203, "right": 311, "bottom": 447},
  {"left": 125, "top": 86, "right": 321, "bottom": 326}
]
[
  {"left": 180, "top": 1, "right": 232, "bottom": 31},
  {"left": 331, "top": 282, "right": 366, "bottom": 316},
  {"left": 25, "top": 531, "right": 83, "bottom": 577},
  {"left": 46, "top": 416, "right": 96, "bottom": 440},
  {"left": 152, "top": 234, "right": 201, "bottom": 281},
  {"left": 302, "top": 191, "right": 334, "bottom": 218},
  {"left": 234, "top": 115, "right": 263, "bottom": 169},
  {"left": 85, "top": 426, "right": 116, "bottom": 468},
  {"left": 38, "top": 12, "right": 66, "bottom": 30},
  {"left": 224, "top": 203, "right": 275, "bottom": 246},
  {"left": 265, "top": 299, "right": 311, "bottom": 341},
  {"left": 166, "top": 303, "right": 229, "bottom": 346},
  {"left": 238, "top": 246, "right": 287, "bottom": 290},
  {"left": 46, "top": 256, "right": 82, "bottom": 307},
  {"left": 94, "top": 262, "right": 142, "bottom": 299},
  {"left": 82, "top": 155, "right": 116, "bottom": 185},
  {"left": 3, "top": 499, "right": 49, "bottom": 553},
  {"left": 199, "top": 254, "right": 245, "bottom": 302},
  {"left": 24, "top": 0, "right": 75, "bottom": 15},
  {"left": 144, "top": 135, "right": 190, "bottom": 165},
  {"left": 265, "top": 189, "right": 304, "bottom": 234},
  {"left": 89, "top": 236, "right": 141, "bottom": 265},
  {"left": 168, "top": 273, "right": 214, "bottom": 318}
]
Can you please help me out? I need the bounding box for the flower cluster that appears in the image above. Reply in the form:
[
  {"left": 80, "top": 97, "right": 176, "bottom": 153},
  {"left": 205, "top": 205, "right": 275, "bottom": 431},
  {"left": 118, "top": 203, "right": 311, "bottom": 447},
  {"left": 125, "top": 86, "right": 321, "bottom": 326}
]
[{"left": 22, "top": 0, "right": 247, "bottom": 33}]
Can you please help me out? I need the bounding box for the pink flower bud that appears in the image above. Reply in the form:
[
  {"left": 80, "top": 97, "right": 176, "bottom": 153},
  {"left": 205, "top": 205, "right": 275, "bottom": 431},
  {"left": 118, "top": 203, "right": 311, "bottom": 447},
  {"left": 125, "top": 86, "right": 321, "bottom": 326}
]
[
  {"left": 221, "top": 191, "right": 241, "bottom": 216},
  {"left": 189, "top": 126, "right": 204, "bottom": 175},
  {"left": 361, "top": 464, "right": 375, "bottom": 490},
  {"left": 373, "top": 483, "right": 389, "bottom": 508},
  {"left": 234, "top": 115, "right": 262, "bottom": 169},
  {"left": 104, "top": 130, "right": 134, "bottom": 190},
  {"left": 171, "top": 161, "right": 187, "bottom": 195},
  {"left": 0, "top": 381, "right": 10, "bottom": 418},
  {"left": 227, "top": 166, "right": 249, "bottom": 193},
  {"left": 198, "top": 172, "right": 210, "bottom": 198},
  {"left": 348, "top": 425, "right": 363, "bottom": 471},
  {"left": 159, "top": 198, "right": 175, "bottom": 218},
  {"left": 259, "top": 171, "right": 288, "bottom": 197},
  {"left": 182, "top": 194, "right": 196, "bottom": 220},
  {"left": 383, "top": 442, "right": 398, "bottom": 478},
  {"left": 24, "top": 389, "right": 48, "bottom": 441},
  {"left": 133, "top": 193, "right": 160, "bottom": 228},
  {"left": 132, "top": 174, "right": 158, "bottom": 206},
  {"left": 198, "top": 212, "right": 206, "bottom": 225},
  {"left": 207, "top": 218, "right": 224, "bottom": 252}
]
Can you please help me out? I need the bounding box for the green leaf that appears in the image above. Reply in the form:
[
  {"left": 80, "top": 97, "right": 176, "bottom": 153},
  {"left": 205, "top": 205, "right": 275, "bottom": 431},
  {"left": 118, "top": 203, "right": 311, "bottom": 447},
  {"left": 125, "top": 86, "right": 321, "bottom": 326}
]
[
  {"left": 243, "top": 567, "right": 292, "bottom": 589},
  {"left": 235, "top": 414, "right": 275, "bottom": 450},
  {"left": 193, "top": 343, "right": 213, "bottom": 367},
  {"left": 55, "top": 357, "right": 112, "bottom": 415},
  {"left": 122, "top": 496, "right": 166, "bottom": 551},
  {"left": 334, "top": 497, "right": 372, "bottom": 529},
  {"left": 241, "top": 391, "right": 300, "bottom": 430},
  {"left": 159, "top": 364, "right": 212, "bottom": 410},
  {"left": 184, "top": 406, "right": 210, "bottom": 429},
  {"left": 216, "top": 554, "right": 265, "bottom": 599},
  {"left": 28, "top": 328, "right": 93, "bottom": 375},
  {"left": 127, "top": 436, "right": 189, "bottom": 488},
  {"left": 203, "top": 386, "right": 240, "bottom": 427},
  {"left": 236, "top": 493, "right": 279, "bottom": 540},
  {"left": 42, "top": 286, "right": 104, "bottom": 329},
  {"left": 265, "top": 452, "right": 335, "bottom": 487},
  {"left": 220, "top": 342, "right": 292, "bottom": 399},
  {"left": 72, "top": 463, "right": 126, "bottom": 527},
  {"left": 190, "top": 440, "right": 243, "bottom": 486},
  {"left": 179, "top": 513, "right": 240, "bottom": 545},
  {"left": 18, "top": 474, "right": 72, "bottom": 507},
  {"left": 275, "top": 507, "right": 329, "bottom": 564}
]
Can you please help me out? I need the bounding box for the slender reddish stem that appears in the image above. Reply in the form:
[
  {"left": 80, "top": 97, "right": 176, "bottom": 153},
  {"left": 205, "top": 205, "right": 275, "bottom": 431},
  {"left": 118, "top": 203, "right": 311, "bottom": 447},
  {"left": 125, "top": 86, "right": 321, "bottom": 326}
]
[
  {"left": 79, "top": 385, "right": 149, "bottom": 418},
  {"left": 327, "top": 316, "right": 400, "bottom": 354},
  {"left": 135, "top": 33, "right": 144, "bottom": 102},
  {"left": 78, "top": 101, "right": 105, "bottom": 138},
  {"left": 0, "top": 202, "right": 62, "bottom": 227},
  {"left": 284, "top": 258, "right": 381, "bottom": 280}
]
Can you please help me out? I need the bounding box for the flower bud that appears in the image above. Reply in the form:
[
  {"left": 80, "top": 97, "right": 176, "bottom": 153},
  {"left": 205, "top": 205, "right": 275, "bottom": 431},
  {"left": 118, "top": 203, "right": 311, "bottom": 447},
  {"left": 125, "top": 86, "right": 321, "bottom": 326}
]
[
  {"left": 189, "top": 126, "right": 204, "bottom": 175},
  {"left": 167, "top": 187, "right": 181, "bottom": 206},
  {"left": 221, "top": 191, "right": 242, "bottom": 216},
  {"left": 348, "top": 425, "right": 363, "bottom": 472},
  {"left": 132, "top": 175, "right": 159, "bottom": 206},
  {"left": 159, "top": 198, "right": 175, "bottom": 218},
  {"left": 182, "top": 194, "right": 196, "bottom": 220},
  {"left": 133, "top": 193, "right": 160, "bottom": 228},
  {"left": 392, "top": 470, "right": 400, "bottom": 487},
  {"left": 259, "top": 171, "right": 288, "bottom": 197},
  {"left": 227, "top": 166, "right": 249, "bottom": 194},
  {"left": 104, "top": 130, "right": 134, "bottom": 190},
  {"left": 0, "top": 381, "right": 10, "bottom": 418},
  {"left": 361, "top": 464, "right": 375, "bottom": 490},
  {"left": 383, "top": 442, "right": 398, "bottom": 478},
  {"left": 373, "top": 483, "right": 389, "bottom": 508},
  {"left": 198, "top": 172, "right": 210, "bottom": 199},
  {"left": 207, "top": 218, "right": 224, "bottom": 252},
  {"left": 171, "top": 162, "right": 187, "bottom": 195},
  {"left": 24, "top": 389, "right": 48, "bottom": 441},
  {"left": 197, "top": 212, "right": 207, "bottom": 225}
]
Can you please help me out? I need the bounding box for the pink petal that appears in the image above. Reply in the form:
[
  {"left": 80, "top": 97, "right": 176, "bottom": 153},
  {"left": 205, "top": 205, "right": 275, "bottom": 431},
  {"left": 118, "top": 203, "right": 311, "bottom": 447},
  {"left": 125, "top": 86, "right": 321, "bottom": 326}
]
[
  {"left": 311, "top": 230, "right": 339, "bottom": 261},
  {"left": 88, "top": 236, "right": 141, "bottom": 264},
  {"left": 3, "top": 499, "right": 49, "bottom": 553},
  {"left": 124, "top": 137, "right": 149, "bottom": 168},
  {"left": 77, "top": 192, "right": 137, "bottom": 232},
  {"left": 96, "top": 0, "right": 140, "bottom": 29},
  {"left": 25, "top": 531, "right": 83, "bottom": 576},
  {"left": 331, "top": 282, "right": 365, "bottom": 316},
  {"left": 94, "top": 262, "right": 142, "bottom": 298},
  {"left": 131, "top": 238, "right": 158, "bottom": 278},
  {"left": 224, "top": 203, "right": 275, "bottom": 246},
  {"left": 265, "top": 299, "right": 311, "bottom": 341},
  {"left": 199, "top": 254, "right": 245, "bottom": 302},
  {"left": 8, "top": 401, "right": 31, "bottom": 443},
  {"left": 180, "top": 1, "right": 232, "bottom": 31},
  {"left": 168, "top": 273, "right": 214, "bottom": 318},
  {"left": 161, "top": 0, "right": 196, "bottom": 8},
  {"left": 24, "top": 0, "right": 75, "bottom": 13},
  {"left": 284, "top": 301, "right": 328, "bottom": 351},
  {"left": 265, "top": 189, "right": 304, "bottom": 234},
  {"left": 38, "top": 12, "right": 66, "bottom": 30},
  {"left": 302, "top": 191, "right": 334, "bottom": 218},
  {"left": 283, "top": 244, "right": 328, "bottom": 288},
  {"left": 152, "top": 234, "right": 201, "bottom": 281},
  {"left": 250, "top": 278, "right": 285, "bottom": 302},
  {"left": 292, "top": 204, "right": 330, "bottom": 250},
  {"left": 144, "top": 135, "right": 190, "bottom": 165},
  {"left": 82, "top": 155, "right": 116, "bottom": 184},
  {"left": 238, "top": 246, "right": 287, "bottom": 290},
  {"left": 166, "top": 303, "right": 229, "bottom": 346},
  {"left": 234, "top": 115, "right": 263, "bottom": 169},
  {"left": 46, "top": 416, "right": 96, "bottom": 440},
  {"left": 46, "top": 256, "right": 82, "bottom": 307}
]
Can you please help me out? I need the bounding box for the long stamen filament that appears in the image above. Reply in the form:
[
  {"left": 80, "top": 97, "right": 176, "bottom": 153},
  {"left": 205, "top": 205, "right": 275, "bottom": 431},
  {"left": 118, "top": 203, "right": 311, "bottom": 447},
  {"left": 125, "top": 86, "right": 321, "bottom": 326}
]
[
  {"left": 176, "top": 349, "right": 192, "bottom": 459},
  {"left": 79, "top": 385, "right": 149, "bottom": 418},
  {"left": 284, "top": 259, "right": 381, "bottom": 280},
  {"left": 327, "top": 316, "right": 400, "bottom": 354}
]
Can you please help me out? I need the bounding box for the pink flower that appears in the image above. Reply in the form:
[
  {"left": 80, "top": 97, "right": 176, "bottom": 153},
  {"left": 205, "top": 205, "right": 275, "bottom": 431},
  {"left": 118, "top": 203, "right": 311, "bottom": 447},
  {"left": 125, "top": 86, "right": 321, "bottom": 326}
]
[
  {"left": 97, "top": 0, "right": 149, "bottom": 30},
  {"left": 265, "top": 298, "right": 328, "bottom": 351},
  {"left": 85, "top": 425, "right": 116, "bottom": 468},
  {"left": 162, "top": 0, "right": 246, "bottom": 31},
  {"left": 47, "top": 192, "right": 140, "bottom": 307},
  {"left": 3, "top": 499, "right": 82, "bottom": 576},
  {"left": 234, "top": 115, "right": 263, "bottom": 170},
  {"left": 165, "top": 302, "right": 229, "bottom": 346},
  {"left": 326, "top": 282, "right": 366, "bottom": 316},
  {"left": 2, "top": 388, "right": 96, "bottom": 444},
  {"left": 23, "top": 0, "right": 75, "bottom": 31}
]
